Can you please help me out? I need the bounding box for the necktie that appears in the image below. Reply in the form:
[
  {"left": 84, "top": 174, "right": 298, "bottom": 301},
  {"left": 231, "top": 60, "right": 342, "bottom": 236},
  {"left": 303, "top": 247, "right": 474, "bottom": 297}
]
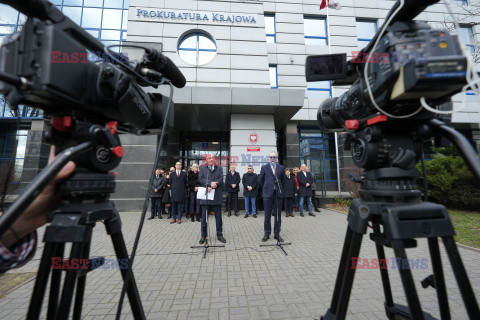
[
  {"left": 232, "top": 172, "right": 234, "bottom": 176},
  {"left": 272, "top": 164, "right": 276, "bottom": 174},
  {"left": 177, "top": 171, "right": 179, "bottom": 177}
]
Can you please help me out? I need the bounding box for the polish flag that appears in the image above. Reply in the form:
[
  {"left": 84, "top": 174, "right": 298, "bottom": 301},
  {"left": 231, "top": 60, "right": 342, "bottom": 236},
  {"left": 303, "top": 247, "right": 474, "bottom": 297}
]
[{"left": 320, "top": 0, "right": 341, "bottom": 10}]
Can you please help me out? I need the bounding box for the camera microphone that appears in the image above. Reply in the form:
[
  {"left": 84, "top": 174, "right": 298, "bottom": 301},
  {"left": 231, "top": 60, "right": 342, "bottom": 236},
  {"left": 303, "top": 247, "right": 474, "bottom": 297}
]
[{"left": 142, "top": 48, "right": 186, "bottom": 88}]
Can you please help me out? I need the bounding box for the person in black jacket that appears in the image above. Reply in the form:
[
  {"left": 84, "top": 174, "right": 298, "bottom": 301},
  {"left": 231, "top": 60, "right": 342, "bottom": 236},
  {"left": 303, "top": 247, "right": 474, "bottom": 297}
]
[
  {"left": 149, "top": 168, "right": 164, "bottom": 220},
  {"left": 242, "top": 165, "right": 258, "bottom": 218},
  {"left": 297, "top": 164, "right": 315, "bottom": 217},
  {"left": 168, "top": 162, "right": 189, "bottom": 224},
  {"left": 162, "top": 172, "right": 171, "bottom": 218},
  {"left": 188, "top": 163, "right": 201, "bottom": 222},
  {"left": 225, "top": 164, "right": 240, "bottom": 217},
  {"left": 283, "top": 168, "right": 296, "bottom": 217}
]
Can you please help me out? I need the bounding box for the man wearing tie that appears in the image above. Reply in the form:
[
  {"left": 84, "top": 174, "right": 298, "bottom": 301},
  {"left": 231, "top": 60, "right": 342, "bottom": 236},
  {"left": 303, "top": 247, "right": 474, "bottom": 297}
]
[
  {"left": 168, "top": 162, "right": 188, "bottom": 224},
  {"left": 225, "top": 164, "right": 240, "bottom": 217},
  {"left": 297, "top": 164, "right": 316, "bottom": 217},
  {"left": 198, "top": 154, "right": 226, "bottom": 244},
  {"left": 258, "top": 151, "right": 285, "bottom": 242}
]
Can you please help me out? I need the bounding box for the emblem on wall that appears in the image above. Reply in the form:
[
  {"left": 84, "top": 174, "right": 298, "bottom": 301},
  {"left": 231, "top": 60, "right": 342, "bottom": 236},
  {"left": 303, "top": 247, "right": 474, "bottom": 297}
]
[{"left": 249, "top": 133, "right": 258, "bottom": 145}]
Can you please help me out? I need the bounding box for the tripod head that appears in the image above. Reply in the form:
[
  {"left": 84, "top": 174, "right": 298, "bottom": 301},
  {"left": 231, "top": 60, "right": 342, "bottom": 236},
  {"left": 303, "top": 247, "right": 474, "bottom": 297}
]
[{"left": 344, "top": 113, "right": 480, "bottom": 203}]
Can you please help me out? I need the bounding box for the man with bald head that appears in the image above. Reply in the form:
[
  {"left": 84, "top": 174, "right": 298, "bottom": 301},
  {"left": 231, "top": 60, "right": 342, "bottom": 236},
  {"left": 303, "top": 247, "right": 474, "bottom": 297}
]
[{"left": 168, "top": 161, "right": 188, "bottom": 224}]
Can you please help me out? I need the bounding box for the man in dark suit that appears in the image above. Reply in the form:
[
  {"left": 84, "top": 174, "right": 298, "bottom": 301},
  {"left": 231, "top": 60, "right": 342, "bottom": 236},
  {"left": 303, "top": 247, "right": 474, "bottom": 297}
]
[
  {"left": 225, "top": 164, "right": 240, "bottom": 217},
  {"left": 242, "top": 165, "right": 258, "bottom": 218},
  {"left": 168, "top": 161, "right": 188, "bottom": 224},
  {"left": 198, "top": 154, "right": 226, "bottom": 244},
  {"left": 297, "top": 164, "right": 316, "bottom": 217},
  {"left": 149, "top": 168, "right": 164, "bottom": 220},
  {"left": 258, "top": 151, "right": 285, "bottom": 242}
]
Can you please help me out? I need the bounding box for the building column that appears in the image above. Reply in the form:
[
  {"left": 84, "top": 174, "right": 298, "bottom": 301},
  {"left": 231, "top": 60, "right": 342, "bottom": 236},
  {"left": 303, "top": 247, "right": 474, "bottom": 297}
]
[
  {"left": 284, "top": 121, "right": 300, "bottom": 169},
  {"left": 230, "top": 114, "right": 276, "bottom": 197}
]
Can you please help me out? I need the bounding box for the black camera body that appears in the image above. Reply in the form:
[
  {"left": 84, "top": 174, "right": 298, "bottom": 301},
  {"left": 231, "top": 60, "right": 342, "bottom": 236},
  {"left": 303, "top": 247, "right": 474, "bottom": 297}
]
[
  {"left": 306, "top": 20, "right": 467, "bottom": 133},
  {"left": 0, "top": 2, "right": 176, "bottom": 134}
]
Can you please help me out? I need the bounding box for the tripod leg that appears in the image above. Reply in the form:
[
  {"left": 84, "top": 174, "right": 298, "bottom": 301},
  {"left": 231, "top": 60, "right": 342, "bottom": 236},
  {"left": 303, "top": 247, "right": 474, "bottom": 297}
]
[
  {"left": 47, "top": 243, "right": 65, "bottom": 320},
  {"left": 106, "top": 218, "right": 146, "bottom": 320},
  {"left": 73, "top": 237, "right": 92, "bottom": 320},
  {"left": 27, "top": 241, "right": 56, "bottom": 320},
  {"left": 442, "top": 236, "right": 480, "bottom": 318},
  {"left": 327, "top": 227, "right": 354, "bottom": 316},
  {"left": 390, "top": 239, "right": 425, "bottom": 320},
  {"left": 427, "top": 238, "right": 450, "bottom": 320},
  {"left": 334, "top": 230, "right": 364, "bottom": 320},
  {"left": 372, "top": 228, "right": 395, "bottom": 309},
  {"left": 57, "top": 242, "right": 83, "bottom": 320}
]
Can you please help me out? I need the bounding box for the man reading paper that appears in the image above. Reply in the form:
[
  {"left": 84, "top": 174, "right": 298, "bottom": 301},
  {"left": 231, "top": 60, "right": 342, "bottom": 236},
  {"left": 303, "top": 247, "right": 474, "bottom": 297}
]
[{"left": 198, "top": 154, "right": 226, "bottom": 244}]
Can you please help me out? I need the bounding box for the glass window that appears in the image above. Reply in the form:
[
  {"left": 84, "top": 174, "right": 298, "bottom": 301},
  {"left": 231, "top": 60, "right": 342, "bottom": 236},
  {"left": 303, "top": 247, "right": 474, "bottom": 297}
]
[
  {"left": 178, "top": 32, "right": 217, "bottom": 65},
  {"left": 101, "top": 29, "right": 121, "bottom": 40},
  {"left": 0, "top": 5, "right": 19, "bottom": 24},
  {"left": 85, "top": 29, "right": 100, "bottom": 38},
  {"left": 307, "top": 81, "right": 331, "bottom": 100},
  {"left": 50, "top": 0, "right": 63, "bottom": 5},
  {"left": 104, "top": 0, "right": 124, "bottom": 8},
  {"left": 356, "top": 20, "right": 377, "bottom": 50},
  {"left": 84, "top": 0, "right": 104, "bottom": 7},
  {"left": 304, "top": 17, "right": 327, "bottom": 45},
  {"left": 269, "top": 65, "right": 277, "bottom": 88},
  {"left": 63, "top": 0, "right": 83, "bottom": 6},
  {"left": 265, "top": 14, "right": 275, "bottom": 43},
  {"left": 62, "top": 6, "right": 83, "bottom": 25},
  {"left": 0, "top": 25, "right": 15, "bottom": 35},
  {"left": 459, "top": 25, "right": 475, "bottom": 53},
  {"left": 82, "top": 7, "right": 102, "bottom": 28},
  {"left": 102, "top": 9, "right": 122, "bottom": 29}
]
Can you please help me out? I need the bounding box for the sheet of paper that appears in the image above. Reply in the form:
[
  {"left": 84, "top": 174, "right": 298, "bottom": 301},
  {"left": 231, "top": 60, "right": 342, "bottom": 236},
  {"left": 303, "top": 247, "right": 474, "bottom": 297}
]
[{"left": 197, "top": 187, "right": 215, "bottom": 200}]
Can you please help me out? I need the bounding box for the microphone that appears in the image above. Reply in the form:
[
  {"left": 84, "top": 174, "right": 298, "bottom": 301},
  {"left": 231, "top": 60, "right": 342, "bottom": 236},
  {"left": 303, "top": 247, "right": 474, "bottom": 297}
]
[{"left": 142, "top": 48, "right": 186, "bottom": 88}]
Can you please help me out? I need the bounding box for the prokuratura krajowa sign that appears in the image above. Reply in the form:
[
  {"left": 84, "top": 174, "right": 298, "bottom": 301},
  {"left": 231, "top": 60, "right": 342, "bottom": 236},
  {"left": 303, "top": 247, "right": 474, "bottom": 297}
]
[{"left": 133, "top": 8, "right": 258, "bottom": 26}]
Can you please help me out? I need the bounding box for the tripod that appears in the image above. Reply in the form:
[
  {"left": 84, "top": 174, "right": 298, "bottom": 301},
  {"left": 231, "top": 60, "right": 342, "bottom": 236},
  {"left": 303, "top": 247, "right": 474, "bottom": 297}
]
[
  {"left": 190, "top": 167, "right": 224, "bottom": 258},
  {"left": 19, "top": 119, "right": 145, "bottom": 320},
  {"left": 321, "top": 118, "right": 480, "bottom": 320},
  {"left": 260, "top": 168, "right": 291, "bottom": 255}
]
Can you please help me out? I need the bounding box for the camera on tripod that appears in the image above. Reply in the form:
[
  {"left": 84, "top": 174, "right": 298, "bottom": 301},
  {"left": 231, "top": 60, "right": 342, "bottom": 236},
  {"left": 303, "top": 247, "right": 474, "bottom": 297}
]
[
  {"left": 305, "top": 1, "right": 480, "bottom": 319},
  {"left": 306, "top": 6, "right": 467, "bottom": 134}
]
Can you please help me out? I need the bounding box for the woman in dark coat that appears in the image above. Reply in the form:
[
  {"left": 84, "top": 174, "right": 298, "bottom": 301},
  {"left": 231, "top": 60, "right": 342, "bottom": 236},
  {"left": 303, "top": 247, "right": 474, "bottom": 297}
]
[
  {"left": 188, "top": 163, "right": 201, "bottom": 222},
  {"left": 283, "top": 168, "right": 296, "bottom": 217},
  {"left": 162, "top": 172, "right": 172, "bottom": 219}
]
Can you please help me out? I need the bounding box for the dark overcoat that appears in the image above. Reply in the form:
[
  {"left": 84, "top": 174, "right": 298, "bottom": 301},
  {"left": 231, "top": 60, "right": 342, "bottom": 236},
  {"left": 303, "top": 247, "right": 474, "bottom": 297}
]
[
  {"left": 242, "top": 172, "right": 258, "bottom": 197},
  {"left": 149, "top": 174, "right": 165, "bottom": 198},
  {"left": 198, "top": 165, "right": 224, "bottom": 205},
  {"left": 168, "top": 171, "right": 188, "bottom": 202},
  {"left": 283, "top": 174, "right": 297, "bottom": 198},
  {"left": 225, "top": 171, "right": 240, "bottom": 192},
  {"left": 297, "top": 171, "right": 314, "bottom": 197}
]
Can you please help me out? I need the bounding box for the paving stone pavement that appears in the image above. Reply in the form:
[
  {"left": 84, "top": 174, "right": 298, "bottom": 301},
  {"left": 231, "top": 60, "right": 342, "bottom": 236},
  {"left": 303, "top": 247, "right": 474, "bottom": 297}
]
[{"left": 1, "top": 208, "right": 479, "bottom": 319}]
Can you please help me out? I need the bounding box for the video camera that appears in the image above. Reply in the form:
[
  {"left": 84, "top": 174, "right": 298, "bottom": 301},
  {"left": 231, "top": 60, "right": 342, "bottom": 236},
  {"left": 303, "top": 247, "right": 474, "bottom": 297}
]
[
  {"left": 0, "top": 0, "right": 185, "bottom": 135},
  {"left": 306, "top": 0, "right": 469, "bottom": 133}
]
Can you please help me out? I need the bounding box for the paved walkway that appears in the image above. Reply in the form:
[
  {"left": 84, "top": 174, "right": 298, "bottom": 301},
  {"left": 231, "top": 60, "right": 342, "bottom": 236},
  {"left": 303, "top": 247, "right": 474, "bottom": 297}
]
[{"left": 1, "top": 209, "right": 479, "bottom": 319}]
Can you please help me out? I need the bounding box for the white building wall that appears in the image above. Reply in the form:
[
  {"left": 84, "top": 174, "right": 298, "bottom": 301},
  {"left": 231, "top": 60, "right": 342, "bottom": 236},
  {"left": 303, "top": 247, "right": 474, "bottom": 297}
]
[{"left": 127, "top": 0, "right": 480, "bottom": 127}]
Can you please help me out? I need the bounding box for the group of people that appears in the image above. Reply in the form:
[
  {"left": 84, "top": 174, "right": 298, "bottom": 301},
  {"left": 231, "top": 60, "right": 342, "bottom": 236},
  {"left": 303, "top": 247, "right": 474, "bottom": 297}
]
[{"left": 149, "top": 152, "right": 321, "bottom": 244}]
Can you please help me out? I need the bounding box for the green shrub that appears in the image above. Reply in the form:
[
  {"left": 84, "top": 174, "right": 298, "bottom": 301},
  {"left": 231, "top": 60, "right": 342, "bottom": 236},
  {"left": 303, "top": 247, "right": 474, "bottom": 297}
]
[
  {"left": 334, "top": 196, "right": 352, "bottom": 206},
  {"left": 417, "top": 146, "right": 480, "bottom": 210}
]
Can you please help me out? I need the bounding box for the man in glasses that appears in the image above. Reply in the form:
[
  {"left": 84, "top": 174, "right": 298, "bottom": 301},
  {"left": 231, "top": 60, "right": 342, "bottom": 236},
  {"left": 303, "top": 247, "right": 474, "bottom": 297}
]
[
  {"left": 258, "top": 151, "right": 286, "bottom": 242},
  {"left": 198, "top": 154, "right": 226, "bottom": 244}
]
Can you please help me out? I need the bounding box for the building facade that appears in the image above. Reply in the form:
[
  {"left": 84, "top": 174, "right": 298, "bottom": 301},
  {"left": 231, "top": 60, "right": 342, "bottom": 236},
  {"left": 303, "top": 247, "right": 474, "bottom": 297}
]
[{"left": 1, "top": 0, "right": 479, "bottom": 211}]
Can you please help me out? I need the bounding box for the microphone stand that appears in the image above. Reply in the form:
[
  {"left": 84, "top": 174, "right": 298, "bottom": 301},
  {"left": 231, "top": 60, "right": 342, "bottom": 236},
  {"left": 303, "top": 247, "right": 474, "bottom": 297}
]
[
  {"left": 260, "top": 166, "right": 291, "bottom": 256},
  {"left": 190, "top": 166, "right": 225, "bottom": 258}
]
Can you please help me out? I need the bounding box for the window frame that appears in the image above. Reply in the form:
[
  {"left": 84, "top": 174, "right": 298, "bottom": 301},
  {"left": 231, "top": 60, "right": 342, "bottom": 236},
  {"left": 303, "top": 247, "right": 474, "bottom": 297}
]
[
  {"left": 356, "top": 19, "right": 378, "bottom": 49},
  {"left": 264, "top": 13, "right": 276, "bottom": 43},
  {"left": 304, "top": 16, "right": 328, "bottom": 46},
  {"left": 177, "top": 32, "right": 217, "bottom": 66},
  {"left": 269, "top": 65, "right": 278, "bottom": 89}
]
